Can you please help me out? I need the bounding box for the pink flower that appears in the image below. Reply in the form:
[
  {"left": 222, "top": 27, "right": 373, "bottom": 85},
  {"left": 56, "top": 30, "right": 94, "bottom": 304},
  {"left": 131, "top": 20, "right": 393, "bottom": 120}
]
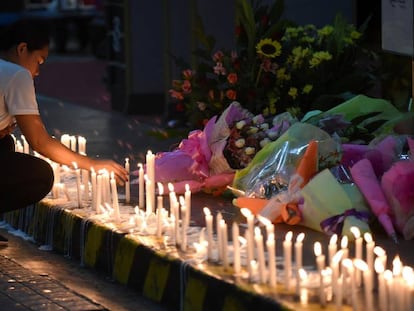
[
  {"left": 169, "top": 89, "right": 184, "bottom": 100},
  {"left": 227, "top": 73, "right": 238, "bottom": 85},
  {"left": 212, "top": 50, "right": 224, "bottom": 62},
  {"left": 182, "top": 80, "right": 192, "bottom": 94},
  {"left": 213, "top": 62, "right": 226, "bottom": 75},
  {"left": 182, "top": 69, "right": 193, "bottom": 79},
  {"left": 226, "top": 89, "right": 237, "bottom": 100}
]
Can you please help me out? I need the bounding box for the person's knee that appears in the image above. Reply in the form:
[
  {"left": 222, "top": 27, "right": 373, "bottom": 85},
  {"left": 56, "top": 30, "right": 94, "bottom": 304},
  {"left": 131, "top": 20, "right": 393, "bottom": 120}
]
[{"left": 33, "top": 158, "right": 54, "bottom": 197}]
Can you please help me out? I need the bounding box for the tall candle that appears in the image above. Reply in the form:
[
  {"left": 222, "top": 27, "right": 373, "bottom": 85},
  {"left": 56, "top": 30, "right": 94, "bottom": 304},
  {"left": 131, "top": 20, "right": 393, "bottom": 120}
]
[
  {"left": 257, "top": 215, "right": 274, "bottom": 239},
  {"left": 173, "top": 200, "right": 180, "bottom": 245},
  {"left": 77, "top": 136, "right": 86, "bottom": 154},
  {"left": 91, "top": 168, "right": 97, "bottom": 210},
  {"left": 96, "top": 174, "right": 102, "bottom": 213},
  {"left": 355, "top": 259, "right": 373, "bottom": 311},
  {"left": 220, "top": 219, "right": 229, "bottom": 270},
  {"left": 241, "top": 208, "right": 254, "bottom": 275},
  {"left": 138, "top": 163, "right": 144, "bottom": 208},
  {"left": 216, "top": 212, "right": 223, "bottom": 261},
  {"left": 145, "top": 175, "right": 153, "bottom": 215},
  {"left": 203, "top": 207, "right": 214, "bottom": 261},
  {"left": 340, "top": 235, "right": 349, "bottom": 260},
  {"left": 184, "top": 184, "right": 191, "bottom": 225},
  {"left": 232, "top": 222, "right": 241, "bottom": 274},
  {"left": 180, "top": 197, "right": 187, "bottom": 252},
  {"left": 125, "top": 158, "right": 130, "bottom": 204},
  {"left": 342, "top": 258, "right": 357, "bottom": 309},
  {"left": 110, "top": 172, "right": 120, "bottom": 222},
  {"left": 283, "top": 231, "right": 293, "bottom": 290},
  {"left": 168, "top": 183, "right": 176, "bottom": 216},
  {"left": 374, "top": 246, "right": 387, "bottom": 270},
  {"left": 295, "top": 233, "right": 305, "bottom": 295},
  {"left": 375, "top": 258, "right": 387, "bottom": 311},
  {"left": 328, "top": 234, "right": 338, "bottom": 267},
  {"left": 392, "top": 255, "right": 403, "bottom": 311},
  {"left": 314, "top": 241, "right": 326, "bottom": 306},
  {"left": 383, "top": 270, "right": 393, "bottom": 311},
  {"left": 351, "top": 226, "right": 363, "bottom": 287},
  {"left": 156, "top": 182, "right": 164, "bottom": 238},
  {"left": 267, "top": 232, "right": 276, "bottom": 287},
  {"left": 331, "top": 250, "right": 344, "bottom": 299},
  {"left": 73, "top": 162, "right": 82, "bottom": 208},
  {"left": 146, "top": 150, "right": 155, "bottom": 211},
  {"left": 254, "top": 227, "right": 266, "bottom": 283},
  {"left": 364, "top": 232, "right": 375, "bottom": 289}
]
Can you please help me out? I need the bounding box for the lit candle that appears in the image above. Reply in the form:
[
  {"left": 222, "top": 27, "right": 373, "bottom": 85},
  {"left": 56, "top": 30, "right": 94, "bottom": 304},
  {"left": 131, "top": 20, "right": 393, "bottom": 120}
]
[
  {"left": 383, "top": 270, "right": 393, "bottom": 311},
  {"left": 374, "top": 246, "right": 387, "bottom": 271},
  {"left": 96, "top": 174, "right": 102, "bottom": 213},
  {"left": 72, "top": 162, "right": 82, "bottom": 208},
  {"left": 392, "top": 255, "right": 403, "bottom": 311},
  {"left": 331, "top": 250, "right": 344, "bottom": 299},
  {"left": 335, "top": 274, "right": 343, "bottom": 311},
  {"left": 168, "top": 183, "right": 176, "bottom": 215},
  {"left": 295, "top": 233, "right": 305, "bottom": 295},
  {"left": 138, "top": 163, "right": 145, "bottom": 208},
  {"left": 283, "top": 231, "right": 293, "bottom": 290},
  {"left": 203, "top": 207, "right": 214, "bottom": 261},
  {"left": 70, "top": 135, "right": 76, "bottom": 152},
  {"left": 254, "top": 227, "right": 266, "bottom": 283},
  {"left": 216, "top": 212, "right": 223, "bottom": 261},
  {"left": 156, "top": 182, "right": 164, "bottom": 238},
  {"left": 257, "top": 214, "right": 274, "bottom": 239},
  {"left": 267, "top": 232, "right": 276, "bottom": 287},
  {"left": 146, "top": 150, "right": 155, "bottom": 211},
  {"left": 145, "top": 175, "right": 153, "bottom": 215},
  {"left": 328, "top": 234, "right": 338, "bottom": 267},
  {"left": 173, "top": 200, "right": 180, "bottom": 245},
  {"left": 314, "top": 241, "right": 326, "bottom": 306},
  {"left": 184, "top": 184, "right": 191, "bottom": 225},
  {"left": 342, "top": 258, "right": 357, "bottom": 309},
  {"left": 180, "top": 196, "right": 187, "bottom": 252},
  {"left": 110, "top": 172, "right": 120, "bottom": 222},
  {"left": 241, "top": 208, "right": 254, "bottom": 275},
  {"left": 351, "top": 226, "right": 363, "bottom": 287},
  {"left": 220, "top": 219, "right": 229, "bottom": 270},
  {"left": 402, "top": 266, "right": 413, "bottom": 311},
  {"left": 340, "top": 235, "right": 349, "bottom": 260},
  {"left": 298, "top": 268, "right": 309, "bottom": 305},
  {"left": 232, "top": 222, "right": 241, "bottom": 274},
  {"left": 125, "top": 158, "right": 130, "bottom": 204},
  {"left": 77, "top": 136, "right": 86, "bottom": 154},
  {"left": 375, "top": 258, "right": 387, "bottom": 311},
  {"left": 364, "top": 232, "right": 375, "bottom": 289},
  {"left": 355, "top": 259, "right": 373, "bottom": 311},
  {"left": 91, "top": 167, "right": 96, "bottom": 210}
]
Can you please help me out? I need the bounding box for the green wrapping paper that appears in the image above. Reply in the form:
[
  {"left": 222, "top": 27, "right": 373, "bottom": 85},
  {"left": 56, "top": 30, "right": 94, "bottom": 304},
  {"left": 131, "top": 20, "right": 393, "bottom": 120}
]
[{"left": 300, "top": 168, "right": 371, "bottom": 238}]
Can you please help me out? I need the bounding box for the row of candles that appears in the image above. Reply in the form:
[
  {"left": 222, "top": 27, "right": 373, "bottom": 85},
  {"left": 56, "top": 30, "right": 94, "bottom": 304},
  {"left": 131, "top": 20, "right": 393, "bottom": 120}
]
[{"left": 13, "top": 133, "right": 414, "bottom": 311}]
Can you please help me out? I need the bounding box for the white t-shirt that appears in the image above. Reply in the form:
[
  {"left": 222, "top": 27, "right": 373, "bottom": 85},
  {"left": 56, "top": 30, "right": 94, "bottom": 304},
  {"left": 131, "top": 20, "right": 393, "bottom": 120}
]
[{"left": 0, "top": 58, "right": 40, "bottom": 130}]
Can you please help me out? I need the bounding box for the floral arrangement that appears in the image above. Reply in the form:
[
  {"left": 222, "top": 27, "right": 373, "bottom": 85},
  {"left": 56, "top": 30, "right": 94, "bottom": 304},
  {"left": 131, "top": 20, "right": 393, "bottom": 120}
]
[{"left": 168, "top": 0, "right": 375, "bottom": 128}]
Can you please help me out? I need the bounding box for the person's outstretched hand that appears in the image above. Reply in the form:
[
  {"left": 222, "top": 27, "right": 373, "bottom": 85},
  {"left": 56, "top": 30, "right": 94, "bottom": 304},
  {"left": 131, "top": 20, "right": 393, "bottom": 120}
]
[{"left": 90, "top": 159, "right": 129, "bottom": 185}]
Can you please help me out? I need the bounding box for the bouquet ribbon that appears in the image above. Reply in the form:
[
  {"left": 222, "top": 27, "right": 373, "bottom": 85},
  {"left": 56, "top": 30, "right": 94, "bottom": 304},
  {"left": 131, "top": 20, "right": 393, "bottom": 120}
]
[{"left": 320, "top": 208, "right": 371, "bottom": 236}]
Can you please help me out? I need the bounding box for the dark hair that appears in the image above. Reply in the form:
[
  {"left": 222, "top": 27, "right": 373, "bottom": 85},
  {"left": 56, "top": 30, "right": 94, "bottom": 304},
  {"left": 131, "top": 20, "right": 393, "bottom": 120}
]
[{"left": 0, "top": 19, "right": 50, "bottom": 52}]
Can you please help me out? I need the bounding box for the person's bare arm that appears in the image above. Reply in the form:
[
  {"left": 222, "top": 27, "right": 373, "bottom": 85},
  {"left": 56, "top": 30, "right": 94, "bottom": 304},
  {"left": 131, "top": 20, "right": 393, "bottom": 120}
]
[{"left": 15, "top": 114, "right": 128, "bottom": 184}]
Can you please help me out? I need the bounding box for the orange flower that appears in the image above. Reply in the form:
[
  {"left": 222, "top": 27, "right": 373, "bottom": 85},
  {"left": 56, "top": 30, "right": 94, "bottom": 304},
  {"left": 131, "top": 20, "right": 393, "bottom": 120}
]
[
  {"left": 169, "top": 89, "right": 184, "bottom": 100},
  {"left": 182, "top": 69, "right": 193, "bottom": 79},
  {"left": 182, "top": 80, "right": 192, "bottom": 94},
  {"left": 226, "top": 89, "right": 237, "bottom": 100},
  {"left": 227, "top": 73, "right": 238, "bottom": 85}
]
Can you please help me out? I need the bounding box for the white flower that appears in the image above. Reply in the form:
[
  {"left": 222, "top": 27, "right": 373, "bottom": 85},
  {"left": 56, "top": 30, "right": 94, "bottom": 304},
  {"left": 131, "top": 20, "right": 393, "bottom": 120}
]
[
  {"left": 245, "top": 147, "right": 256, "bottom": 155},
  {"left": 236, "top": 120, "right": 246, "bottom": 129},
  {"left": 260, "top": 123, "right": 269, "bottom": 131},
  {"left": 260, "top": 138, "right": 271, "bottom": 148},
  {"left": 247, "top": 126, "right": 259, "bottom": 135},
  {"left": 235, "top": 138, "right": 245, "bottom": 148}
]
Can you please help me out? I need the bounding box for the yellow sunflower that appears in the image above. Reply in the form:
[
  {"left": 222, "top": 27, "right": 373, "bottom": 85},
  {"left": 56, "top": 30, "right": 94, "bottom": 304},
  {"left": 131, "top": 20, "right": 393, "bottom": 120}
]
[{"left": 256, "top": 38, "right": 281, "bottom": 58}]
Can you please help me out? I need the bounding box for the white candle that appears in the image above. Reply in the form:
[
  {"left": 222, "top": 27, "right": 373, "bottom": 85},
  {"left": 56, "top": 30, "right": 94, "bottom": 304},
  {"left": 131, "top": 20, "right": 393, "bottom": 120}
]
[
  {"left": 267, "top": 232, "right": 276, "bottom": 287},
  {"left": 96, "top": 174, "right": 102, "bottom": 213},
  {"left": 374, "top": 246, "right": 387, "bottom": 270},
  {"left": 402, "top": 266, "right": 413, "bottom": 311},
  {"left": 254, "top": 227, "right": 266, "bottom": 283},
  {"left": 125, "top": 158, "right": 130, "bottom": 204},
  {"left": 392, "top": 255, "right": 403, "bottom": 311},
  {"left": 241, "top": 208, "right": 254, "bottom": 275},
  {"left": 146, "top": 150, "right": 155, "bottom": 211},
  {"left": 364, "top": 232, "right": 375, "bottom": 289},
  {"left": 138, "top": 163, "right": 144, "bottom": 208},
  {"left": 220, "top": 219, "right": 229, "bottom": 270},
  {"left": 314, "top": 241, "right": 326, "bottom": 306},
  {"left": 78, "top": 136, "right": 86, "bottom": 154},
  {"left": 184, "top": 184, "right": 191, "bottom": 225},
  {"left": 91, "top": 168, "right": 97, "bottom": 210},
  {"left": 156, "top": 182, "right": 164, "bottom": 238},
  {"left": 173, "top": 200, "right": 180, "bottom": 245},
  {"left": 331, "top": 250, "right": 344, "bottom": 299},
  {"left": 168, "top": 183, "right": 176, "bottom": 216},
  {"left": 342, "top": 258, "right": 357, "bottom": 309},
  {"left": 145, "top": 175, "right": 153, "bottom": 215},
  {"left": 70, "top": 135, "right": 76, "bottom": 152},
  {"left": 328, "top": 234, "right": 338, "bottom": 267},
  {"left": 110, "top": 172, "right": 120, "bottom": 222},
  {"left": 295, "top": 233, "right": 305, "bottom": 295},
  {"left": 203, "top": 207, "right": 214, "bottom": 261},
  {"left": 73, "top": 162, "right": 82, "bottom": 208},
  {"left": 283, "top": 231, "right": 293, "bottom": 290},
  {"left": 375, "top": 258, "right": 387, "bottom": 311},
  {"left": 257, "top": 215, "right": 274, "bottom": 239},
  {"left": 383, "top": 270, "right": 393, "bottom": 311},
  {"left": 232, "top": 222, "right": 241, "bottom": 274},
  {"left": 340, "top": 235, "right": 349, "bottom": 260},
  {"left": 355, "top": 259, "right": 373, "bottom": 311},
  {"left": 180, "top": 196, "right": 187, "bottom": 252},
  {"left": 216, "top": 212, "right": 223, "bottom": 261},
  {"left": 335, "top": 274, "right": 343, "bottom": 311},
  {"left": 81, "top": 168, "right": 89, "bottom": 201},
  {"left": 351, "top": 226, "right": 363, "bottom": 287}
]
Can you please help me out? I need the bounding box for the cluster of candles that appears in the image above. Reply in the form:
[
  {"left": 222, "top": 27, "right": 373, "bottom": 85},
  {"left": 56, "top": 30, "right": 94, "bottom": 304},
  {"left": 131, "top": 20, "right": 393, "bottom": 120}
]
[{"left": 12, "top": 133, "right": 414, "bottom": 311}]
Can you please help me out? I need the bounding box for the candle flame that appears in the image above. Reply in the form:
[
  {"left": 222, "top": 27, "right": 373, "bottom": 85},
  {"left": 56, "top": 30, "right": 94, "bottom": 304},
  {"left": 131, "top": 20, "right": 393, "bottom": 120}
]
[
  {"left": 157, "top": 182, "right": 164, "bottom": 195},
  {"left": 364, "top": 232, "right": 373, "bottom": 244},
  {"left": 254, "top": 226, "right": 261, "bottom": 236},
  {"left": 110, "top": 171, "right": 115, "bottom": 179},
  {"left": 285, "top": 231, "right": 293, "bottom": 242},
  {"left": 392, "top": 255, "right": 402, "bottom": 276},
  {"left": 329, "top": 233, "right": 338, "bottom": 245},
  {"left": 354, "top": 259, "right": 368, "bottom": 271},
  {"left": 185, "top": 183, "right": 190, "bottom": 192},
  {"left": 340, "top": 235, "right": 348, "bottom": 248},
  {"left": 168, "top": 182, "right": 174, "bottom": 192},
  {"left": 72, "top": 161, "right": 78, "bottom": 170},
  {"left": 125, "top": 157, "right": 129, "bottom": 163},
  {"left": 179, "top": 195, "right": 185, "bottom": 206},
  {"left": 203, "top": 207, "right": 211, "bottom": 216},
  {"left": 402, "top": 266, "right": 414, "bottom": 283},
  {"left": 238, "top": 236, "right": 247, "bottom": 246},
  {"left": 332, "top": 250, "right": 344, "bottom": 265},
  {"left": 296, "top": 232, "right": 305, "bottom": 243},
  {"left": 240, "top": 207, "right": 252, "bottom": 218},
  {"left": 267, "top": 233, "right": 275, "bottom": 241},
  {"left": 383, "top": 269, "right": 393, "bottom": 282},
  {"left": 298, "top": 268, "right": 308, "bottom": 280},
  {"left": 375, "top": 258, "right": 385, "bottom": 274},
  {"left": 374, "top": 246, "right": 386, "bottom": 257},
  {"left": 342, "top": 258, "right": 353, "bottom": 269},
  {"left": 350, "top": 226, "right": 360, "bottom": 239},
  {"left": 138, "top": 163, "right": 143, "bottom": 169},
  {"left": 314, "top": 242, "right": 322, "bottom": 256}
]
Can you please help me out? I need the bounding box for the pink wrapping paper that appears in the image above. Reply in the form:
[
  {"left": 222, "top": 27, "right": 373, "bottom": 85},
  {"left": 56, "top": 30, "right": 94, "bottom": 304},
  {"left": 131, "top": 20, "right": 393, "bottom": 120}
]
[{"left": 350, "top": 158, "right": 397, "bottom": 241}]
